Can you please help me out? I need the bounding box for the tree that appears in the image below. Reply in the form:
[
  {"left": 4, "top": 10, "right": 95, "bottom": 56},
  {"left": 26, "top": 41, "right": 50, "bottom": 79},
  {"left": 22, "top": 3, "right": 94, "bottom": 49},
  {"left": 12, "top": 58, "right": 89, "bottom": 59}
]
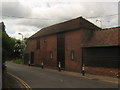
[
  {"left": 1, "top": 22, "right": 19, "bottom": 61},
  {"left": 1, "top": 22, "right": 29, "bottom": 61}
]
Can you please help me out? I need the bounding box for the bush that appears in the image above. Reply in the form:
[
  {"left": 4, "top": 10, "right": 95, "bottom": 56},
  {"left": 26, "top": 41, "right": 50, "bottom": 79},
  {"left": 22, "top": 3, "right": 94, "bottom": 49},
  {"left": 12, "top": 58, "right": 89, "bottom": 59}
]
[{"left": 12, "top": 58, "right": 23, "bottom": 64}]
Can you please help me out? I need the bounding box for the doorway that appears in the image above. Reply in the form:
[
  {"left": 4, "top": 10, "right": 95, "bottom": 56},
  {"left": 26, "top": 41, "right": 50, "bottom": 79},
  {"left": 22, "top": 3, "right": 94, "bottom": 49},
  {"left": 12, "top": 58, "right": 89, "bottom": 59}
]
[{"left": 57, "top": 33, "right": 65, "bottom": 69}]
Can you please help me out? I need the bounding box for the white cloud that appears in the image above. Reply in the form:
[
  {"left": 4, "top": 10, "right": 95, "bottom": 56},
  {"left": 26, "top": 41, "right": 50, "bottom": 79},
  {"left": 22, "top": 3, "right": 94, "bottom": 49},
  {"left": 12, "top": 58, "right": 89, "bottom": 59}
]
[{"left": 1, "top": 0, "right": 119, "bottom": 39}]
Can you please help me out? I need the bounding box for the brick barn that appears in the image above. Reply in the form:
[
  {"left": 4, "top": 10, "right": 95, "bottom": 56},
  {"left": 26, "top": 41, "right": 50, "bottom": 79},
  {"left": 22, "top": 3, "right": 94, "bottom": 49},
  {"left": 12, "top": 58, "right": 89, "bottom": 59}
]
[{"left": 24, "top": 17, "right": 120, "bottom": 77}]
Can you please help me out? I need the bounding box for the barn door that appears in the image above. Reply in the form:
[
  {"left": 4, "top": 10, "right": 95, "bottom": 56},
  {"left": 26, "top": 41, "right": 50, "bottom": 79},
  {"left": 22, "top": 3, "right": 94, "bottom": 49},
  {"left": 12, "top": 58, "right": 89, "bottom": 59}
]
[
  {"left": 30, "top": 52, "right": 34, "bottom": 64},
  {"left": 57, "top": 33, "right": 65, "bottom": 69},
  {"left": 82, "top": 46, "right": 119, "bottom": 69}
]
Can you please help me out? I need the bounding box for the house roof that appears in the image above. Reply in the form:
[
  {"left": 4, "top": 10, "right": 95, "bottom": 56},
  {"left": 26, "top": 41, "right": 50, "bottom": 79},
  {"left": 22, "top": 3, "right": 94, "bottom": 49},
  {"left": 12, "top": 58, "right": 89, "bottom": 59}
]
[
  {"left": 29, "top": 17, "right": 101, "bottom": 39},
  {"left": 82, "top": 26, "right": 120, "bottom": 47}
]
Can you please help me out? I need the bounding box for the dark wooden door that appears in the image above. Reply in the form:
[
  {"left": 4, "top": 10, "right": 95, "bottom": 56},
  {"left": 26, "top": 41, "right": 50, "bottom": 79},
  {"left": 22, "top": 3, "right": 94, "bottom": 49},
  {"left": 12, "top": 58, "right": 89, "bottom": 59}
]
[
  {"left": 24, "top": 53, "right": 29, "bottom": 64},
  {"left": 57, "top": 33, "right": 65, "bottom": 69},
  {"left": 31, "top": 52, "right": 34, "bottom": 64},
  {"left": 82, "top": 46, "right": 120, "bottom": 69}
]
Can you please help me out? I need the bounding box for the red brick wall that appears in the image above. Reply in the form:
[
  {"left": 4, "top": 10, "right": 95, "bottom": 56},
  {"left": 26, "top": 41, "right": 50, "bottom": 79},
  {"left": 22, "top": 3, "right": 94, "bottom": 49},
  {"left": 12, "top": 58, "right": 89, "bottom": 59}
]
[
  {"left": 27, "top": 39, "right": 36, "bottom": 51},
  {"left": 39, "top": 37, "right": 47, "bottom": 65},
  {"left": 27, "top": 35, "right": 57, "bottom": 68},
  {"left": 119, "top": 29, "right": 120, "bottom": 45},
  {"left": 27, "top": 39, "right": 37, "bottom": 63},
  {"left": 65, "top": 30, "right": 82, "bottom": 72},
  {"left": 85, "top": 66, "right": 120, "bottom": 77},
  {"left": 45, "top": 35, "right": 57, "bottom": 68},
  {"left": 26, "top": 27, "right": 120, "bottom": 77}
]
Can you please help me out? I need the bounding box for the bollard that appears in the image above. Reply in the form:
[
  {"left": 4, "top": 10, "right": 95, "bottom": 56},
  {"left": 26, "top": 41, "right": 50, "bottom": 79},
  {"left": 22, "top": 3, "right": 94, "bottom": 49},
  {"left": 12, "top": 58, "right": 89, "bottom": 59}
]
[
  {"left": 41, "top": 61, "right": 44, "bottom": 69},
  {"left": 58, "top": 62, "right": 61, "bottom": 72},
  {"left": 28, "top": 60, "right": 30, "bottom": 66},
  {"left": 82, "top": 64, "right": 85, "bottom": 76}
]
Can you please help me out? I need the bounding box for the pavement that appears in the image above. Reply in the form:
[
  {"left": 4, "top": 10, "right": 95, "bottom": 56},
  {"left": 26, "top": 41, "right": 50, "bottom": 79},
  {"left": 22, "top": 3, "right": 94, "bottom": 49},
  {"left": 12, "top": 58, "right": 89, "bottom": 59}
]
[
  {"left": 22, "top": 63, "right": 119, "bottom": 84},
  {"left": 6, "top": 61, "right": 119, "bottom": 88}
]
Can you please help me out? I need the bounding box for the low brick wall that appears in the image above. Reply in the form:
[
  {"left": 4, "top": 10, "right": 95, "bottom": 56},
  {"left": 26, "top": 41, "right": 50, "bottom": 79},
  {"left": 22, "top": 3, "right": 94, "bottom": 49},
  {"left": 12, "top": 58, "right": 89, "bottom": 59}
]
[{"left": 85, "top": 66, "right": 119, "bottom": 77}]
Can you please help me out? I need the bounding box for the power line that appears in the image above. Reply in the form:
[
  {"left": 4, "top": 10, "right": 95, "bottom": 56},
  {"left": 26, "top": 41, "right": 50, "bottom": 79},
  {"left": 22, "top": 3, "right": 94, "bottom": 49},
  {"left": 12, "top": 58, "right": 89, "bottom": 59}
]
[
  {"left": 86, "top": 13, "right": 119, "bottom": 19},
  {"left": 2, "top": 15, "right": 53, "bottom": 20},
  {"left": 2, "top": 13, "right": 119, "bottom": 20}
]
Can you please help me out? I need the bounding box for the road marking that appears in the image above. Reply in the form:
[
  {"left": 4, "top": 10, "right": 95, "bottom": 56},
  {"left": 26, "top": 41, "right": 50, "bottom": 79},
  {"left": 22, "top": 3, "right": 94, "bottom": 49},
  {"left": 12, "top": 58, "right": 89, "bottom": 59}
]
[{"left": 7, "top": 72, "right": 32, "bottom": 90}]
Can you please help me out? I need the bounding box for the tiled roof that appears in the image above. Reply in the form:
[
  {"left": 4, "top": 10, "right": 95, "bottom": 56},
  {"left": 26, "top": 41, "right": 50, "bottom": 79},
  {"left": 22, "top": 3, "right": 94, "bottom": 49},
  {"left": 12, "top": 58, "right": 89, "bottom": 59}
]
[
  {"left": 29, "top": 17, "right": 101, "bottom": 39},
  {"left": 82, "top": 27, "right": 120, "bottom": 47}
]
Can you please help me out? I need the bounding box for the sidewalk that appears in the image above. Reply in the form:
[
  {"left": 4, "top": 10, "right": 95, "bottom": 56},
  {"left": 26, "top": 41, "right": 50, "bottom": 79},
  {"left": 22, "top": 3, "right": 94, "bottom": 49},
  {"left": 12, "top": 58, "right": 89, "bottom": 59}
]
[{"left": 41, "top": 67, "right": 119, "bottom": 84}]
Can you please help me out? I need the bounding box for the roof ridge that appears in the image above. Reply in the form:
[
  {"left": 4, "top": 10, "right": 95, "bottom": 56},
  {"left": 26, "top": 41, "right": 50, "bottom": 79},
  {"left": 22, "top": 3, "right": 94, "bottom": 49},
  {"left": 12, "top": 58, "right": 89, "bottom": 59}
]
[{"left": 29, "top": 16, "right": 101, "bottom": 39}]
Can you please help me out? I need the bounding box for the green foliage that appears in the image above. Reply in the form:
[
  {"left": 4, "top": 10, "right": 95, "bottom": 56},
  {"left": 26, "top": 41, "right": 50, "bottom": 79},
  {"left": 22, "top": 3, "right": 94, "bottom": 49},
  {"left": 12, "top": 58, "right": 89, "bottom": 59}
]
[
  {"left": 23, "top": 37, "right": 28, "bottom": 45},
  {"left": 2, "top": 22, "right": 28, "bottom": 62},
  {"left": 12, "top": 58, "right": 23, "bottom": 64},
  {"left": 2, "top": 30, "right": 17, "bottom": 62}
]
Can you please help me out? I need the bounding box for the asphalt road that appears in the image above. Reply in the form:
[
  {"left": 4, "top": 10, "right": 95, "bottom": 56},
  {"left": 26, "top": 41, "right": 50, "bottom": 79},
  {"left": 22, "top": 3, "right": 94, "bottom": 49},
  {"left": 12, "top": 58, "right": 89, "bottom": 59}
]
[{"left": 6, "top": 62, "right": 118, "bottom": 88}]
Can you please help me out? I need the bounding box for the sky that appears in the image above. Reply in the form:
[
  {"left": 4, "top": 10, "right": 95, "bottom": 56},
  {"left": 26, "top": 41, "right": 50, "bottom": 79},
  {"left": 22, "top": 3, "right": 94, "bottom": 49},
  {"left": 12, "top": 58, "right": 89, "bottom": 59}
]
[{"left": 0, "top": 0, "right": 119, "bottom": 40}]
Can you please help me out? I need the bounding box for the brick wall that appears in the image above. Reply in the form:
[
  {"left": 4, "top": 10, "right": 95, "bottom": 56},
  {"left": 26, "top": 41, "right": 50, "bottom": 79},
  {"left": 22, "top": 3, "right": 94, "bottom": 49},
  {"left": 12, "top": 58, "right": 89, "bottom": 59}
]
[
  {"left": 27, "top": 35, "right": 57, "bottom": 68},
  {"left": 45, "top": 35, "right": 57, "bottom": 68},
  {"left": 27, "top": 39, "right": 36, "bottom": 51},
  {"left": 65, "top": 30, "right": 82, "bottom": 72},
  {"left": 85, "top": 66, "right": 120, "bottom": 77},
  {"left": 26, "top": 27, "right": 120, "bottom": 76}
]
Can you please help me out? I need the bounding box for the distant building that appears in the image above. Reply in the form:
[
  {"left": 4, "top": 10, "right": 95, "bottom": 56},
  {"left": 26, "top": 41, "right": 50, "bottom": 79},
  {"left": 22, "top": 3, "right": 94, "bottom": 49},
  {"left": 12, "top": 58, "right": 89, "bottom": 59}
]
[{"left": 24, "top": 17, "right": 120, "bottom": 77}]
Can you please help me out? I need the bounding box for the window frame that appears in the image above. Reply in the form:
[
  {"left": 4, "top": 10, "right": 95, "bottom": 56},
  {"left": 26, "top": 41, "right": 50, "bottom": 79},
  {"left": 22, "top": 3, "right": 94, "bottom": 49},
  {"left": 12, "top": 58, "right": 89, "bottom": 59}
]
[{"left": 50, "top": 51, "right": 53, "bottom": 60}]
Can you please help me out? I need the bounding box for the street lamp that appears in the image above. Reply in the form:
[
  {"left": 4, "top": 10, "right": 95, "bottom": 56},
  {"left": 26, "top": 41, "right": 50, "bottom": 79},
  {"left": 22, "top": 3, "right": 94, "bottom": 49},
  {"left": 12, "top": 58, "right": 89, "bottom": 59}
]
[
  {"left": 18, "top": 33, "right": 24, "bottom": 59},
  {"left": 18, "top": 33, "right": 23, "bottom": 41}
]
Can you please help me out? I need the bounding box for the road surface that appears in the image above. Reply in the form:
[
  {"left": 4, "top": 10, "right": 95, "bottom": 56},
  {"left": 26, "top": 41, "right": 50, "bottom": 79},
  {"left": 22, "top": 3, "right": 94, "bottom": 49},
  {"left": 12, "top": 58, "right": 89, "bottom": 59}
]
[{"left": 6, "top": 62, "right": 118, "bottom": 88}]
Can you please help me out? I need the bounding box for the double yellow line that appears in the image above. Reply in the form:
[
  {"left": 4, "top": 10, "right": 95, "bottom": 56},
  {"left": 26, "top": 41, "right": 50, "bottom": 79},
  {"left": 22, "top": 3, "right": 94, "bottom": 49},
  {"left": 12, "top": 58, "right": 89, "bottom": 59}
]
[{"left": 7, "top": 72, "right": 32, "bottom": 90}]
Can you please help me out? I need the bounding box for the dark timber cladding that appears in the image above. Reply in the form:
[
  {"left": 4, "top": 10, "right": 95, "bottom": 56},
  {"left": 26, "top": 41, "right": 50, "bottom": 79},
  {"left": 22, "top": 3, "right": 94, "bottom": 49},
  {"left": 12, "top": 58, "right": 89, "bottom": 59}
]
[
  {"left": 82, "top": 46, "right": 120, "bottom": 69},
  {"left": 57, "top": 33, "right": 65, "bottom": 69}
]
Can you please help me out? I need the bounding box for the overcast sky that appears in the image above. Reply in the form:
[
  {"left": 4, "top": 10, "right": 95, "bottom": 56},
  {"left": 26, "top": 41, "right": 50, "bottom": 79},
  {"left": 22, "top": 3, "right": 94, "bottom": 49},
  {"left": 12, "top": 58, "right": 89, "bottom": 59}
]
[{"left": 0, "top": 0, "right": 119, "bottom": 40}]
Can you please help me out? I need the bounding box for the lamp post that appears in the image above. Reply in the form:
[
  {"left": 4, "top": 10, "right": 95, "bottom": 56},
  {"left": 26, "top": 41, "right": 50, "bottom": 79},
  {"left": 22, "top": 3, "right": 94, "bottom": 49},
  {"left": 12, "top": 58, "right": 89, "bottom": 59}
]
[
  {"left": 18, "top": 33, "right": 23, "bottom": 42},
  {"left": 18, "top": 33, "right": 24, "bottom": 59}
]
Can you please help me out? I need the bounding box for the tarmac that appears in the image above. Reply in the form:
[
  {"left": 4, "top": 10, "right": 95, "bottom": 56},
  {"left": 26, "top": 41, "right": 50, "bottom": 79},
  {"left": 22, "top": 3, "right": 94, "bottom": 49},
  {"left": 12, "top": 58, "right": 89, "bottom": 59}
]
[
  {"left": 6, "top": 62, "right": 120, "bottom": 89},
  {"left": 37, "top": 66, "right": 119, "bottom": 84},
  {"left": 6, "top": 72, "right": 24, "bottom": 89}
]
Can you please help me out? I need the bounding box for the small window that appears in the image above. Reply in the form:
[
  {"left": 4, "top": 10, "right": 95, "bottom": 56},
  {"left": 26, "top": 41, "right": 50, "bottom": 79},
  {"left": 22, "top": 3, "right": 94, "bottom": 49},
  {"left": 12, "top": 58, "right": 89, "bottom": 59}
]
[
  {"left": 70, "top": 50, "right": 75, "bottom": 60},
  {"left": 36, "top": 39, "right": 40, "bottom": 49},
  {"left": 50, "top": 51, "right": 53, "bottom": 59}
]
